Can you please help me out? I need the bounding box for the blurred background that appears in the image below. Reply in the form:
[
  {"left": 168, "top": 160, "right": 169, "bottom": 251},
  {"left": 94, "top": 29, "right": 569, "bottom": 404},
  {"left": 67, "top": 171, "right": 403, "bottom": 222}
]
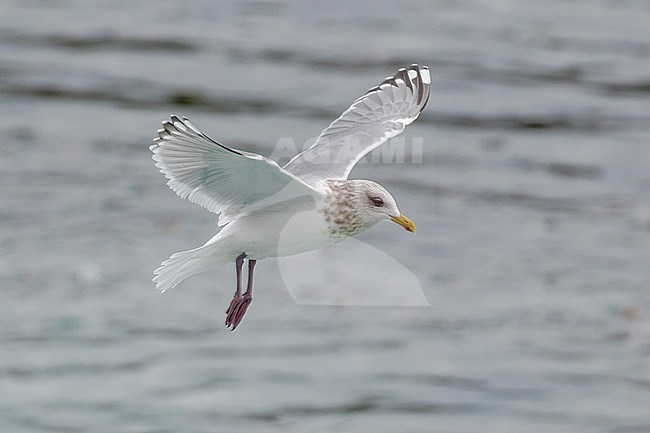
[{"left": 1, "top": 0, "right": 649, "bottom": 432}]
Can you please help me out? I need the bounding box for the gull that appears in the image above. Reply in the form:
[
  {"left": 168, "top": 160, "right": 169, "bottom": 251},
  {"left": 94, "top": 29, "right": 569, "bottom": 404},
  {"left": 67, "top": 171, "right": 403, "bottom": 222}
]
[{"left": 151, "top": 64, "right": 430, "bottom": 330}]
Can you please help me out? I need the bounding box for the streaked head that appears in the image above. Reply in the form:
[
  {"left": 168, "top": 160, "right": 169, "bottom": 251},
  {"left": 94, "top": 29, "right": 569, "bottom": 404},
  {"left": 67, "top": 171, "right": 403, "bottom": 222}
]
[{"left": 327, "top": 179, "right": 416, "bottom": 234}]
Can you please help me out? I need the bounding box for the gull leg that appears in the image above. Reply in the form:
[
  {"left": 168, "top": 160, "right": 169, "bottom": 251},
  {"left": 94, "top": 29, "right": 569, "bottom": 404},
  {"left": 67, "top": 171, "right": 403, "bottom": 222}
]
[
  {"left": 245, "top": 260, "right": 256, "bottom": 299},
  {"left": 225, "top": 255, "right": 256, "bottom": 331},
  {"left": 225, "top": 253, "right": 246, "bottom": 328}
]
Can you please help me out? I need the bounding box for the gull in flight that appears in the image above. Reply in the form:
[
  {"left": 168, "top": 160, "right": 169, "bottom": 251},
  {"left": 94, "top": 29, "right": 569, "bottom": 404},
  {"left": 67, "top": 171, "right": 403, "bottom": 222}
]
[{"left": 151, "top": 64, "right": 430, "bottom": 330}]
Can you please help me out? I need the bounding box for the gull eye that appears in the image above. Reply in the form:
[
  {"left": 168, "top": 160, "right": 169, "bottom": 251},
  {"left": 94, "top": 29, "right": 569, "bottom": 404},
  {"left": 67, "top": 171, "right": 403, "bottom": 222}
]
[{"left": 369, "top": 196, "right": 384, "bottom": 207}]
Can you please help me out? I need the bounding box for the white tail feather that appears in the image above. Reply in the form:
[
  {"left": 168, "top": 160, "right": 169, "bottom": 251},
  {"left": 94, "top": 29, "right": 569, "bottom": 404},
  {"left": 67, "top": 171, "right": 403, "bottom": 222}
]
[{"left": 153, "top": 242, "right": 228, "bottom": 293}]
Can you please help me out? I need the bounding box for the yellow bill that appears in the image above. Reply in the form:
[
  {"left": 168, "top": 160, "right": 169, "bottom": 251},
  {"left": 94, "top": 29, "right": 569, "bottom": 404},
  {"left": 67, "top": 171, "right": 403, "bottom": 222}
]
[{"left": 390, "top": 213, "right": 416, "bottom": 233}]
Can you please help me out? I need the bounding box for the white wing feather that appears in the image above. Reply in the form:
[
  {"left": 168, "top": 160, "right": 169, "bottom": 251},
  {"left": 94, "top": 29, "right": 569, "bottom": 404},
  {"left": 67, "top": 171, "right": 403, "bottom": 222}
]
[
  {"left": 151, "top": 116, "right": 321, "bottom": 226},
  {"left": 283, "top": 64, "right": 430, "bottom": 184}
]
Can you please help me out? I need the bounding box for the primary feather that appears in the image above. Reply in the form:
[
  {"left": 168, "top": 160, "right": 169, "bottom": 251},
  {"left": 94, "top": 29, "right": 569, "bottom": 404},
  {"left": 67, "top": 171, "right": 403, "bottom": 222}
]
[
  {"left": 151, "top": 115, "right": 321, "bottom": 225},
  {"left": 283, "top": 64, "right": 430, "bottom": 184}
]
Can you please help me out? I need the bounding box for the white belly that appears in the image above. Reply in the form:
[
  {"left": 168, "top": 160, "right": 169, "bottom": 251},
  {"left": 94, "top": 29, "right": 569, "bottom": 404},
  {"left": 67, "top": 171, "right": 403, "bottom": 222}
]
[{"left": 216, "top": 206, "right": 339, "bottom": 260}]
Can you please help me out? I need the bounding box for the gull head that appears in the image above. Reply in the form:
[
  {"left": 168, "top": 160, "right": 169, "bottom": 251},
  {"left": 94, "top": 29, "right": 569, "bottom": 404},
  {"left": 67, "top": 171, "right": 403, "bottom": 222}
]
[{"left": 325, "top": 179, "right": 416, "bottom": 235}]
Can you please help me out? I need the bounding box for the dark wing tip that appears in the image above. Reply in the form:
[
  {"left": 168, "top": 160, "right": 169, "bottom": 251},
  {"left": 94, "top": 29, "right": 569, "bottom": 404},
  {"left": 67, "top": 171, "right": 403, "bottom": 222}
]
[
  {"left": 152, "top": 115, "right": 243, "bottom": 156},
  {"left": 364, "top": 64, "right": 431, "bottom": 111}
]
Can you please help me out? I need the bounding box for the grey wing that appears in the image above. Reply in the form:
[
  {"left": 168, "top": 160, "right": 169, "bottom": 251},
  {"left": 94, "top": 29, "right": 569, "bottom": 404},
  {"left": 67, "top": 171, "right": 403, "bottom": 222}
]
[
  {"left": 151, "top": 116, "right": 321, "bottom": 226},
  {"left": 283, "top": 64, "right": 430, "bottom": 184}
]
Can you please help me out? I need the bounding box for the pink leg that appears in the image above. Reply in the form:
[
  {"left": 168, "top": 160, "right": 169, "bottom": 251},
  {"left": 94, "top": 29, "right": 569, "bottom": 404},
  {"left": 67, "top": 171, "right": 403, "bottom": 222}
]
[
  {"left": 225, "top": 255, "right": 256, "bottom": 331},
  {"left": 225, "top": 253, "right": 245, "bottom": 325}
]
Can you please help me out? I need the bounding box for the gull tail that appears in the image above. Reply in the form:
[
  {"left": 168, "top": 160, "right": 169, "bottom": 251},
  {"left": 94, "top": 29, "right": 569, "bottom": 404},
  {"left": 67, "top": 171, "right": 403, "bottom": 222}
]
[{"left": 153, "top": 236, "right": 232, "bottom": 293}]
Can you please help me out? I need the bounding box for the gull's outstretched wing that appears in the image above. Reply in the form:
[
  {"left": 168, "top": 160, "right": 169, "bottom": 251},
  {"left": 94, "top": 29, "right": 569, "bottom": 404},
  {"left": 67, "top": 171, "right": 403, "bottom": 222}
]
[
  {"left": 151, "top": 116, "right": 321, "bottom": 226},
  {"left": 283, "top": 64, "right": 430, "bottom": 184}
]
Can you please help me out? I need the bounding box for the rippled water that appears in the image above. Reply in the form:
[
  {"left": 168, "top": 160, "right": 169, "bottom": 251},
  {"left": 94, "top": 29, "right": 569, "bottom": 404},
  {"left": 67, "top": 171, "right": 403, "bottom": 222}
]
[{"left": 1, "top": 0, "right": 649, "bottom": 432}]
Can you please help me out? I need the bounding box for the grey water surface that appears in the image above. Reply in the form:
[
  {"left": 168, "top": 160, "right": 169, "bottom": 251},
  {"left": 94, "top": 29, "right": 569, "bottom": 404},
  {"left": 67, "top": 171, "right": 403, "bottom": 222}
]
[{"left": 1, "top": 1, "right": 649, "bottom": 432}]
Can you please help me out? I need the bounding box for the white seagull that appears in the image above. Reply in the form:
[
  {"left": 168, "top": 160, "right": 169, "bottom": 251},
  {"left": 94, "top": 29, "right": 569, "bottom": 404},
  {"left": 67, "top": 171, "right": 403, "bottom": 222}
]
[{"left": 151, "top": 64, "right": 430, "bottom": 330}]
